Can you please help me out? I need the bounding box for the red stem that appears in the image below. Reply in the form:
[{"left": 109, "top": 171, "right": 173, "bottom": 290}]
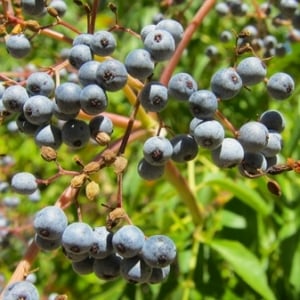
[
  {"left": 160, "top": 0, "right": 217, "bottom": 85},
  {"left": 89, "top": 0, "right": 100, "bottom": 34}
]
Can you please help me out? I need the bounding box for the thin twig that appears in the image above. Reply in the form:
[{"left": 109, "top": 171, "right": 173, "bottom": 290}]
[
  {"left": 160, "top": 0, "right": 217, "bottom": 85},
  {"left": 89, "top": 0, "right": 100, "bottom": 34}
]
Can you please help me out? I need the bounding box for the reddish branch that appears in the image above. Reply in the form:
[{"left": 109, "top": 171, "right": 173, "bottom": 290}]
[{"left": 160, "top": 0, "right": 217, "bottom": 85}]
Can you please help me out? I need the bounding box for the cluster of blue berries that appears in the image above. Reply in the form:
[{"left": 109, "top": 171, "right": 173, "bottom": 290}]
[
  {"left": 137, "top": 54, "right": 293, "bottom": 180},
  {"left": 210, "top": 0, "right": 300, "bottom": 59},
  {"left": 5, "top": 0, "right": 67, "bottom": 59},
  {"left": 1, "top": 3, "right": 295, "bottom": 183},
  {"left": 1, "top": 71, "right": 114, "bottom": 150},
  {"left": 32, "top": 205, "right": 176, "bottom": 284}
]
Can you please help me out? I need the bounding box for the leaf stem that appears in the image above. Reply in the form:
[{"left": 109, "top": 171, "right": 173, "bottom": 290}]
[{"left": 164, "top": 160, "right": 204, "bottom": 226}]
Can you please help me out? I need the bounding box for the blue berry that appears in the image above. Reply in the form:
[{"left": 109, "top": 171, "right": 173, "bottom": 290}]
[
  {"left": 0, "top": 181, "right": 9, "bottom": 193},
  {"left": 63, "top": 249, "right": 89, "bottom": 262},
  {"left": 143, "top": 136, "right": 173, "bottom": 166},
  {"left": 72, "top": 257, "right": 94, "bottom": 275},
  {"left": 140, "top": 24, "right": 156, "bottom": 41},
  {"left": 3, "top": 195, "right": 20, "bottom": 207},
  {"left": 2, "top": 85, "right": 29, "bottom": 113},
  {"left": 275, "top": 43, "right": 288, "bottom": 57},
  {"left": 96, "top": 59, "right": 128, "bottom": 91},
  {"left": 55, "top": 82, "right": 82, "bottom": 114},
  {"left": 52, "top": 102, "right": 78, "bottom": 121},
  {"left": 137, "top": 158, "right": 165, "bottom": 180},
  {"left": 93, "top": 254, "right": 122, "bottom": 280},
  {"left": 34, "top": 124, "right": 62, "bottom": 149},
  {"left": 220, "top": 30, "right": 233, "bottom": 43},
  {"left": 34, "top": 205, "right": 68, "bottom": 240},
  {"left": 124, "top": 49, "right": 155, "bottom": 80},
  {"left": 192, "top": 119, "right": 224, "bottom": 150},
  {"left": 73, "top": 33, "right": 93, "bottom": 47},
  {"left": 112, "top": 225, "right": 145, "bottom": 258},
  {"left": 143, "top": 29, "right": 175, "bottom": 62},
  {"left": 266, "top": 156, "right": 278, "bottom": 169},
  {"left": 16, "top": 113, "right": 39, "bottom": 135},
  {"left": 188, "top": 90, "right": 218, "bottom": 119},
  {"left": 215, "top": 2, "right": 230, "bottom": 16},
  {"left": 239, "top": 152, "right": 267, "bottom": 176},
  {"left": 236, "top": 56, "right": 267, "bottom": 86},
  {"left": 80, "top": 84, "right": 108, "bottom": 115},
  {"left": 89, "top": 115, "right": 113, "bottom": 143},
  {"left": 205, "top": 45, "right": 219, "bottom": 58},
  {"left": 259, "top": 109, "right": 286, "bottom": 133},
  {"left": 69, "top": 44, "right": 93, "bottom": 69},
  {"left": 6, "top": 34, "right": 31, "bottom": 58},
  {"left": 3, "top": 280, "right": 39, "bottom": 300},
  {"left": 78, "top": 60, "right": 101, "bottom": 87},
  {"left": 211, "top": 138, "right": 244, "bottom": 168},
  {"left": 141, "top": 235, "right": 176, "bottom": 268},
  {"left": 89, "top": 226, "right": 114, "bottom": 259},
  {"left": 11, "top": 172, "right": 37, "bottom": 195},
  {"left": 62, "top": 222, "right": 94, "bottom": 254},
  {"left": 35, "top": 233, "right": 62, "bottom": 251},
  {"left": 168, "top": 72, "right": 198, "bottom": 101},
  {"left": 242, "top": 25, "right": 259, "bottom": 39},
  {"left": 263, "top": 35, "right": 277, "bottom": 49},
  {"left": 170, "top": 134, "right": 198, "bottom": 163},
  {"left": 139, "top": 81, "right": 168, "bottom": 112},
  {"left": 280, "top": 0, "right": 298, "bottom": 18},
  {"left": 23, "top": 95, "right": 53, "bottom": 125},
  {"left": 189, "top": 117, "right": 205, "bottom": 135},
  {"left": 17, "top": 113, "right": 40, "bottom": 135},
  {"left": 28, "top": 189, "right": 41, "bottom": 202},
  {"left": 21, "top": 0, "right": 45, "bottom": 16},
  {"left": 261, "top": 130, "right": 283, "bottom": 157},
  {"left": 155, "top": 18, "right": 184, "bottom": 46},
  {"left": 90, "top": 30, "right": 116, "bottom": 56},
  {"left": 267, "top": 72, "right": 294, "bottom": 100},
  {"left": 120, "top": 256, "right": 152, "bottom": 283},
  {"left": 7, "top": 120, "right": 19, "bottom": 133},
  {"left": 148, "top": 265, "right": 170, "bottom": 284},
  {"left": 210, "top": 67, "right": 243, "bottom": 100},
  {"left": 238, "top": 121, "right": 269, "bottom": 152},
  {"left": 61, "top": 119, "right": 91, "bottom": 149},
  {"left": 25, "top": 273, "right": 37, "bottom": 284},
  {"left": 48, "top": 0, "right": 67, "bottom": 17},
  {"left": 26, "top": 72, "right": 55, "bottom": 97}
]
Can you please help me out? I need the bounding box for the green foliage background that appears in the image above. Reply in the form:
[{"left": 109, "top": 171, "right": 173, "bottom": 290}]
[{"left": 1, "top": 1, "right": 300, "bottom": 299}]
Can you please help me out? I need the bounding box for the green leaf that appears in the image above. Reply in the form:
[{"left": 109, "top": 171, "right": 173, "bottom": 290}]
[
  {"left": 209, "top": 239, "right": 276, "bottom": 300},
  {"left": 289, "top": 240, "right": 300, "bottom": 292},
  {"left": 221, "top": 210, "right": 247, "bottom": 229},
  {"left": 204, "top": 177, "right": 272, "bottom": 216}
]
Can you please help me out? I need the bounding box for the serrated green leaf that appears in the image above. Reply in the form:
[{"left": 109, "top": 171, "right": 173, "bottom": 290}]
[
  {"left": 209, "top": 239, "right": 276, "bottom": 300},
  {"left": 204, "top": 177, "right": 272, "bottom": 216}
]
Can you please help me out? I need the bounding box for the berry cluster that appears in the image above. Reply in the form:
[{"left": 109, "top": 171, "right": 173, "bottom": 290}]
[
  {"left": 137, "top": 59, "right": 293, "bottom": 182},
  {"left": 32, "top": 205, "right": 175, "bottom": 285}
]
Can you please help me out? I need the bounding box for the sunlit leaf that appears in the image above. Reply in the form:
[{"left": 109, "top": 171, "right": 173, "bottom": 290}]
[
  {"left": 210, "top": 239, "right": 276, "bottom": 300},
  {"left": 204, "top": 177, "right": 272, "bottom": 216}
]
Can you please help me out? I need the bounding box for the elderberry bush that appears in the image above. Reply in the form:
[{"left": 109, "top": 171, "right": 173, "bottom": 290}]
[{"left": 1, "top": 1, "right": 300, "bottom": 299}]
